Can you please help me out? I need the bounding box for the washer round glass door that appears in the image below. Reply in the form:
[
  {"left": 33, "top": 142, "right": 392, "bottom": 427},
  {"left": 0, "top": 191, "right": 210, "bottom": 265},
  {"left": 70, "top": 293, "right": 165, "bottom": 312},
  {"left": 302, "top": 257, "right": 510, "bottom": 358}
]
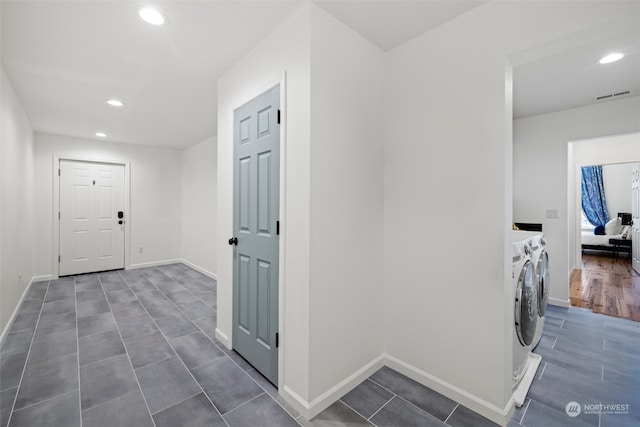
[
  {"left": 536, "top": 250, "right": 549, "bottom": 317},
  {"left": 515, "top": 260, "right": 537, "bottom": 346}
]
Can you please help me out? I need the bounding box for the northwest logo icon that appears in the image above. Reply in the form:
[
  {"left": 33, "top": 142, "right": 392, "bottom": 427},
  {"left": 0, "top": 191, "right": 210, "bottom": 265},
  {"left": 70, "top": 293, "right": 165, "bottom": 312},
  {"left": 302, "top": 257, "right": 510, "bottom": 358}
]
[{"left": 566, "top": 401, "right": 581, "bottom": 417}]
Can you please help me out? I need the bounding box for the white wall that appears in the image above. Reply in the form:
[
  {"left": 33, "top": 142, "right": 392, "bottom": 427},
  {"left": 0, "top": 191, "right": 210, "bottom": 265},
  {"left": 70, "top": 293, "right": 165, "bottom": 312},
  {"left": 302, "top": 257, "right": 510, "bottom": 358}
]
[
  {"left": 181, "top": 135, "right": 217, "bottom": 277},
  {"left": 514, "top": 97, "right": 640, "bottom": 306},
  {"left": 1, "top": 67, "right": 34, "bottom": 335},
  {"left": 308, "top": 7, "right": 385, "bottom": 401},
  {"left": 217, "top": 3, "right": 385, "bottom": 416},
  {"left": 217, "top": 1, "right": 312, "bottom": 405},
  {"left": 384, "top": 1, "right": 639, "bottom": 424},
  {"left": 603, "top": 162, "right": 634, "bottom": 218},
  {"left": 33, "top": 133, "right": 182, "bottom": 277}
]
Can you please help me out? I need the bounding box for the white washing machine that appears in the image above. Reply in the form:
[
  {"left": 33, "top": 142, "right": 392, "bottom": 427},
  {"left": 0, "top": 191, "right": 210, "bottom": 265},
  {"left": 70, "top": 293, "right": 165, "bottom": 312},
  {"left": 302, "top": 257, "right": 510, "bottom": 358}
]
[
  {"left": 511, "top": 231, "right": 542, "bottom": 407},
  {"left": 530, "top": 233, "right": 549, "bottom": 350},
  {"left": 511, "top": 232, "right": 538, "bottom": 387}
]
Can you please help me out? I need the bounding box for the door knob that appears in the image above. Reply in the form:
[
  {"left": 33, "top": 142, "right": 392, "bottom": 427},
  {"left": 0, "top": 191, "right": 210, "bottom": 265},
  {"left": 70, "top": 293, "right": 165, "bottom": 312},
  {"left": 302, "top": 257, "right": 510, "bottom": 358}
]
[{"left": 228, "top": 237, "right": 238, "bottom": 246}]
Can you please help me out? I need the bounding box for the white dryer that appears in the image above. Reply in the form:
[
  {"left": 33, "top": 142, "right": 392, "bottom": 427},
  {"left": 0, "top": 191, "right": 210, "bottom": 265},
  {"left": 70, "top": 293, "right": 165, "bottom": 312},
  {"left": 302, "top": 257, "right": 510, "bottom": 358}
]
[
  {"left": 530, "top": 233, "right": 549, "bottom": 350},
  {"left": 511, "top": 232, "right": 538, "bottom": 388},
  {"left": 511, "top": 231, "right": 542, "bottom": 407}
]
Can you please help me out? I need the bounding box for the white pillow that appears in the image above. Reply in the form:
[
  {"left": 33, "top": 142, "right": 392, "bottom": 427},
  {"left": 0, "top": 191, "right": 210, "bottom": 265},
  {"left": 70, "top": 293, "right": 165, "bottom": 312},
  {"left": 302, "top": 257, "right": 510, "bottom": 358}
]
[{"left": 605, "top": 217, "right": 622, "bottom": 235}]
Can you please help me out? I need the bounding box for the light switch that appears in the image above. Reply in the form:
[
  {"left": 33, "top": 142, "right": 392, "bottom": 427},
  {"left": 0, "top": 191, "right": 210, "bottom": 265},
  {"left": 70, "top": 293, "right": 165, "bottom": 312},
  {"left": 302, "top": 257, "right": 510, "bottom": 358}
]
[{"left": 546, "top": 209, "right": 559, "bottom": 219}]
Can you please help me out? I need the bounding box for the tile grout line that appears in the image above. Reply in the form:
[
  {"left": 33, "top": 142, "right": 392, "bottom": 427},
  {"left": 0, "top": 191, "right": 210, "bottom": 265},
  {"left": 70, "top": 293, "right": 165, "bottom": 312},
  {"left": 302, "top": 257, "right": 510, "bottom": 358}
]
[
  {"left": 367, "top": 394, "right": 395, "bottom": 422},
  {"left": 96, "top": 273, "right": 159, "bottom": 427},
  {"left": 337, "top": 397, "right": 377, "bottom": 425},
  {"left": 79, "top": 351, "right": 144, "bottom": 370},
  {"left": 538, "top": 362, "right": 547, "bottom": 380},
  {"left": 369, "top": 381, "right": 468, "bottom": 426},
  {"left": 365, "top": 376, "right": 419, "bottom": 424},
  {"left": 443, "top": 402, "right": 459, "bottom": 424},
  {"left": 154, "top": 268, "right": 218, "bottom": 313},
  {"left": 517, "top": 398, "right": 531, "bottom": 424},
  {"left": 5, "top": 280, "right": 51, "bottom": 427},
  {"left": 243, "top": 369, "right": 303, "bottom": 425},
  {"left": 366, "top": 377, "right": 398, "bottom": 398},
  {"left": 149, "top": 390, "right": 202, "bottom": 418},
  {"left": 74, "top": 276, "right": 83, "bottom": 427},
  {"left": 148, "top": 266, "right": 302, "bottom": 425},
  {"left": 9, "top": 388, "right": 79, "bottom": 415},
  {"left": 148, "top": 265, "right": 302, "bottom": 426},
  {"left": 118, "top": 268, "right": 232, "bottom": 427},
  {"left": 220, "top": 391, "right": 266, "bottom": 418}
]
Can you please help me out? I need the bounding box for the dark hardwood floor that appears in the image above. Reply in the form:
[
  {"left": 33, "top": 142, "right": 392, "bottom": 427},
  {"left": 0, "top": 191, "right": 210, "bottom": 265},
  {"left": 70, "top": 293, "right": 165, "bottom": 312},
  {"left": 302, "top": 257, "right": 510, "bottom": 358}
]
[{"left": 570, "top": 253, "right": 640, "bottom": 321}]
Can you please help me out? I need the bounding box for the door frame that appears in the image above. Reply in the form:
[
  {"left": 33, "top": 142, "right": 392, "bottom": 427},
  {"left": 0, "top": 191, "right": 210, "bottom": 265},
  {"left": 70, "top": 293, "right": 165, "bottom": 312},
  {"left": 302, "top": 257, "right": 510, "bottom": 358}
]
[
  {"left": 222, "top": 74, "right": 288, "bottom": 389},
  {"left": 52, "top": 155, "right": 131, "bottom": 279},
  {"left": 567, "top": 133, "right": 640, "bottom": 305}
]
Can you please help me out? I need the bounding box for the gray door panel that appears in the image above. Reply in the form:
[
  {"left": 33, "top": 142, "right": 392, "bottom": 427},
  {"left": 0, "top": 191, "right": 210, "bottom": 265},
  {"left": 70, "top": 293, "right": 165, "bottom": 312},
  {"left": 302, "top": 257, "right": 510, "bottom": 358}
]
[{"left": 232, "top": 86, "right": 280, "bottom": 385}]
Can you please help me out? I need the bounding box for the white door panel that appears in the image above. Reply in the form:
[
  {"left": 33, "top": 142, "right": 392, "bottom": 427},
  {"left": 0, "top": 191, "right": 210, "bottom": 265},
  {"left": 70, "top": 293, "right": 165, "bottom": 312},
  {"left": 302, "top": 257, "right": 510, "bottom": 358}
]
[{"left": 60, "top": 160, "right": 125, "bottom": 276}]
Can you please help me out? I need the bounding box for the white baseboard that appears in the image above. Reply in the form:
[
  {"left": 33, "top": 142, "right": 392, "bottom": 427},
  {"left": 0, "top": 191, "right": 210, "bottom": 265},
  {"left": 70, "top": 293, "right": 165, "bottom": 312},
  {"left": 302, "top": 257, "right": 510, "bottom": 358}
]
[
  {"left": 549, "top": 297, "right": 571, "bottom": 308},
  {"left": 128, "top": 259, "right": 183, "bottom": 270},
  {"left": 279, "top": 353, "right": 513, "bottom": 426},
  {"left": 384, "top": 355, "right": 513, "bottom": 426},
  {"left": 33, "top": 274, "right": 54, "bottom": 282},
  {"left": 179, "top": 259, "right": 217, "bottom": 280},
  {"left": 280, "top": 355, "right": 386, "bottom": 420},
  {"left": 214, "top": 328, "right": 231, "bottom": 350},
  {"left": 0, "top": 276, "right": 37, "bottom": 347}
]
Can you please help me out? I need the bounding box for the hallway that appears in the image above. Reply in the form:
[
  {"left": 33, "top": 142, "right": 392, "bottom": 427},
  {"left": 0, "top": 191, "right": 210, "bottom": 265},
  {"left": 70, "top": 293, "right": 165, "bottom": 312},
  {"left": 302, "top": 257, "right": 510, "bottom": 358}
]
[{"left": 2, "top": 264, "right": 639, "bottom": 426}]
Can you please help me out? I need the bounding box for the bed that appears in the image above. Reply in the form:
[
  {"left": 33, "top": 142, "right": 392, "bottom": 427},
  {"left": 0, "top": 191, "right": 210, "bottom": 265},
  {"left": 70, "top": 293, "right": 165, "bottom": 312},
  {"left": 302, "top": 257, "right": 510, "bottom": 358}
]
[{"left": 581, "top": 212, "right": 632, "bottom": 254}]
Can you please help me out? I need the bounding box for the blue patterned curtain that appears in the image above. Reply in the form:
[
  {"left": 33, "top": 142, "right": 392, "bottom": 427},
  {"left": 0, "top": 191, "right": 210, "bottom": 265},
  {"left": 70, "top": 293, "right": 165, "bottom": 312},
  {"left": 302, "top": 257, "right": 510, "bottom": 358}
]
[{"left": 581, "top": 165, "right": 609, "bottom": 227}]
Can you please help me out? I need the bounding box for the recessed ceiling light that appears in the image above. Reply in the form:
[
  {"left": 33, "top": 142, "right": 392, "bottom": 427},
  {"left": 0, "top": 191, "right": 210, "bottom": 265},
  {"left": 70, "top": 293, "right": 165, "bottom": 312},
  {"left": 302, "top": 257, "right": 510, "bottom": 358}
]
[
  {"left": 106, "top": 99, "right": 124, "bottom": 107},
  {"left": 96, "top": 132, "right": 107, "bottom": 138},
  {"left": 139, "top": 7, "right": 166, "bottom": 25},
  {"left": 598, "top": 52, "right": 625, "bottom": 64}
]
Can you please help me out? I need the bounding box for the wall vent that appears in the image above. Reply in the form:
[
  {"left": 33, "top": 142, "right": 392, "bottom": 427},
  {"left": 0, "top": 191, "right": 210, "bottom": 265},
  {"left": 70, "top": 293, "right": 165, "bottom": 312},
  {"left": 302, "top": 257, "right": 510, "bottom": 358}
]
[{"left": 593, "top": 88, "right": 637, "bottom": 103}]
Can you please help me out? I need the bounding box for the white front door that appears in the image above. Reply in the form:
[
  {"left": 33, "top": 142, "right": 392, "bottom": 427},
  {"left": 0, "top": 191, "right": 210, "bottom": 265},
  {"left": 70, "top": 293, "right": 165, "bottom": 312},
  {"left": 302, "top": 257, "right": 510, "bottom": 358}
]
[
  {"left": 59, "top": 160, "right": 125, "bottom": 276},
  {"left": 632, "top": 163, "right": 640, "bottom": 274}
]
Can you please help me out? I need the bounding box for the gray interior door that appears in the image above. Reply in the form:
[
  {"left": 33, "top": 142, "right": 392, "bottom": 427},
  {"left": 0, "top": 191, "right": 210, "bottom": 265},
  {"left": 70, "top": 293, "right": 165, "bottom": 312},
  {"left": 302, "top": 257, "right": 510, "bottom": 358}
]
[{"left": 231, "top": 86, "right": 280, "bottom": 385}]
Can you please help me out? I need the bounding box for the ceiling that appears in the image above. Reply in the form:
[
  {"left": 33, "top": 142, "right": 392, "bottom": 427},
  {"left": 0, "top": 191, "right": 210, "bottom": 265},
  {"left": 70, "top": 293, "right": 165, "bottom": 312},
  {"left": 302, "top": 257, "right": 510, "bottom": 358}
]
[
  {"left": 513, "top": 19, "right": 640, "bottom": 119},
  {"left": 1, "top": 1, "right": 638, "bottom": 149}
]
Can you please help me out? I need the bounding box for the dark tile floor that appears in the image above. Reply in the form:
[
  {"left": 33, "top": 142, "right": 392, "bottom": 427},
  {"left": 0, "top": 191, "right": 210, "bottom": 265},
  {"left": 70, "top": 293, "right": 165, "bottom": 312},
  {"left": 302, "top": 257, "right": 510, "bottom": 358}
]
[{"left": 1, "top": 264, "right": 639, "bottom": 427}]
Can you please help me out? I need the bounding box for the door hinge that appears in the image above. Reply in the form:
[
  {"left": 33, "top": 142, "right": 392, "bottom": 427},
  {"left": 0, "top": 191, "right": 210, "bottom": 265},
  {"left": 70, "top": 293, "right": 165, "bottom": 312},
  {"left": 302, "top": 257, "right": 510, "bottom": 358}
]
[
  {"left": 58, "top": 255, "right": 61, "bottom": 263},
  {"left": 275, "top": 332, "right": 279, "bottom": 348},
  {"left": 277, "top": 109, "right": 281, "bottom": 125},
  {"left": 276, "top": 220, "right": 280, "bottom": 235},
  {"left": 58, "top": 168, "right": 61, "bottom": 176},
  {"left": 58, "top": 212, "right": 60, "bottom": 219}
]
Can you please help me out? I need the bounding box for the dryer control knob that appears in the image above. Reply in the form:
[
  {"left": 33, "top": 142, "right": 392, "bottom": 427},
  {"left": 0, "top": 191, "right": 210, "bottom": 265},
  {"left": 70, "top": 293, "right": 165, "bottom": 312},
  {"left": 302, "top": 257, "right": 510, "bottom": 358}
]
[{"left": 541, "top": 238, "right": 546, "bottom": 246}]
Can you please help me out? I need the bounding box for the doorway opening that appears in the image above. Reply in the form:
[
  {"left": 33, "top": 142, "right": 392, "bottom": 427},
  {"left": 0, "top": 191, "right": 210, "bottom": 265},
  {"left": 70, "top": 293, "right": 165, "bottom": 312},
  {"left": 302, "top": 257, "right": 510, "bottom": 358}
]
[{"left": 568, "top": 134, "right": 640, "bottom": 321}]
